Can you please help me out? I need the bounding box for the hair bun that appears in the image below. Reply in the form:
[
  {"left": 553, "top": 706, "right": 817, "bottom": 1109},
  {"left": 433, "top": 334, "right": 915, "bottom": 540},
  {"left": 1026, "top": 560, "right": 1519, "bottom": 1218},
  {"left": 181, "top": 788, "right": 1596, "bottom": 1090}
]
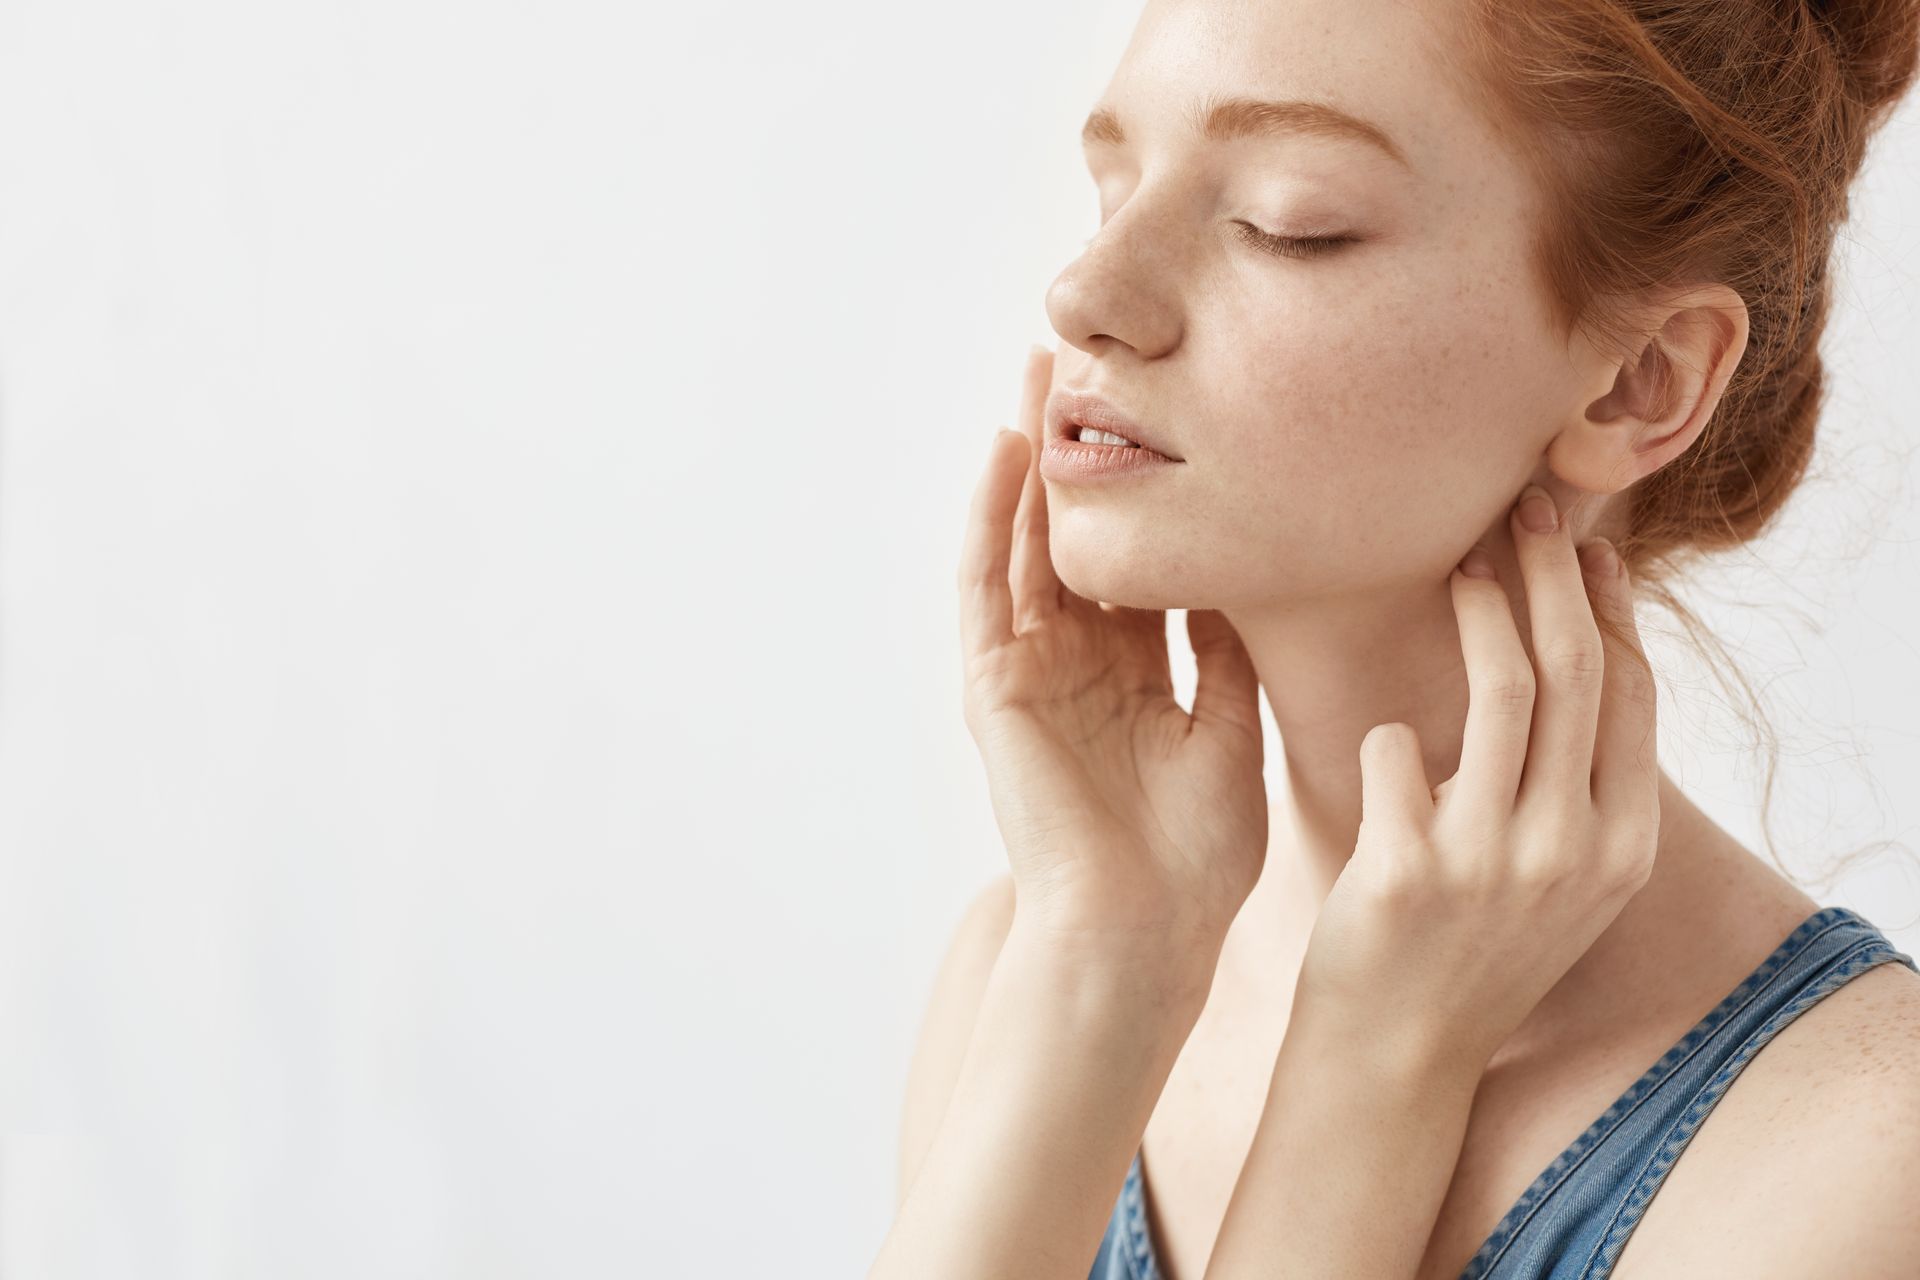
[{"left": 1804, "top": 0, "right": 1920, "bottom": 115}]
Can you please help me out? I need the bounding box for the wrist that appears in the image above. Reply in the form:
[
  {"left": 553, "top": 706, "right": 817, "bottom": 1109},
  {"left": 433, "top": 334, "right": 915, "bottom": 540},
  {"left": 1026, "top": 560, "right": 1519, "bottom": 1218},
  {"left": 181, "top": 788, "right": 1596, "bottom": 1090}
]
[
  {"left": 1002, "top": 908, "right": 1222, "bottom": 1027},
  {"left": 1277, "top": 996, "right": 1488, "bottom": 1106}
]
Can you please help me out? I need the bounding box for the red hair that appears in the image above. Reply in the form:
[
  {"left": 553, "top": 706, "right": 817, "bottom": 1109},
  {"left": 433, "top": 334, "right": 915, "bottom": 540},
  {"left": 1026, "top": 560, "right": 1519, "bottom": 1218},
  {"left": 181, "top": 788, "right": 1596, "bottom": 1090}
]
[{"left": 1456, "top": 0, "right": 1920, "bottom": 883}]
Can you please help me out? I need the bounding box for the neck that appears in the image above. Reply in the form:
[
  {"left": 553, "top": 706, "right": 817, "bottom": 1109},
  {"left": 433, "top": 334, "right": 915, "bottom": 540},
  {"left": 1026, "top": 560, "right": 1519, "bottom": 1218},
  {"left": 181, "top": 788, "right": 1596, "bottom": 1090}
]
[
  {"left": 1233, "top": 571, "right": 1476, "bottom": 909},
  {"left": 1210, "top": 569, "right": 1743, "bottom": 1048}
]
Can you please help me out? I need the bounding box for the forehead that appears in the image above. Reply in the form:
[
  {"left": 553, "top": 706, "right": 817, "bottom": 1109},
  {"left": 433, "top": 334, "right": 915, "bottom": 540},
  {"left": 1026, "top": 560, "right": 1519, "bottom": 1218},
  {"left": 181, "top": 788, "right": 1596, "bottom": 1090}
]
[{"left": 1101, "top": 0, "right": 1487, "bottom": 180}]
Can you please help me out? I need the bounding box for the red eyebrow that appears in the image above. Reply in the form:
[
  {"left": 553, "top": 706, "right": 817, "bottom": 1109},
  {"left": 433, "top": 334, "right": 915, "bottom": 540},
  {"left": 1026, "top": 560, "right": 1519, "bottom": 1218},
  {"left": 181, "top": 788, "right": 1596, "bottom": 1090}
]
[{"left": 1081, "top": 94, "right": 1412, "bottom": 171}]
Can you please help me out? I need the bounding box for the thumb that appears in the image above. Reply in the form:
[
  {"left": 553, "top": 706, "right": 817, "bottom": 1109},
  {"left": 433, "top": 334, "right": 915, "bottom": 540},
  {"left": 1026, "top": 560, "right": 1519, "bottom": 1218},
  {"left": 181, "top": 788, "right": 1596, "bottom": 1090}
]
[
  {"left": 1186, "top": 608, "right": 1262, "bottom": 738},
  {"left": 1357, "top": 722, "right": 1433, "bottom": 835}
]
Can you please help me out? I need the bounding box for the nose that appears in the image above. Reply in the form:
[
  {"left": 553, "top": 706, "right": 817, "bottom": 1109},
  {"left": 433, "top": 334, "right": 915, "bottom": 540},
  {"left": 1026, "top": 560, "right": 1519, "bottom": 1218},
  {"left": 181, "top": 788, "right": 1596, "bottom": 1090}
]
[{"left": 1043, "top": 202, "right": 1185, "bottom": 362}]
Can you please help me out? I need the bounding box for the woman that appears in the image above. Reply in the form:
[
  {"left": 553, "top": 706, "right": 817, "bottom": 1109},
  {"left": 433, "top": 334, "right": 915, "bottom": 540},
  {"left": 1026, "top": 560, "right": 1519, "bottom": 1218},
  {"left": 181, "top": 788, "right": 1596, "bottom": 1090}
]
[{"left": 878, "top": 0, "right": 1920, "bottom": 1276}]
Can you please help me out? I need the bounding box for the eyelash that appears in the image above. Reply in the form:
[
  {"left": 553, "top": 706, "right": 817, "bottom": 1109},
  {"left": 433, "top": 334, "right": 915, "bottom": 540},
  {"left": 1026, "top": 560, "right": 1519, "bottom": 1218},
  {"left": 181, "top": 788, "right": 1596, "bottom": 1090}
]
[
  {"left": 1232, "top": 221, "right": 1355, "bottom": 260},
  {"left": 1082, "top": 220, "right": 1357, "bottom": 260}
]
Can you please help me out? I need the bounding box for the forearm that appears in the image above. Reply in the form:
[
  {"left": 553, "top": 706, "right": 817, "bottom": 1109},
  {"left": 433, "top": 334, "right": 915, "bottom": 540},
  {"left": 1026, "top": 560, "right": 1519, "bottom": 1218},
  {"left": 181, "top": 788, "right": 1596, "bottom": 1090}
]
[
  {"left": 873, "top": 913, "right": 1218, "bottom": 1280},
  {"left": 1203, "top": 1005, "right": 1483, "bottom": 1280}
]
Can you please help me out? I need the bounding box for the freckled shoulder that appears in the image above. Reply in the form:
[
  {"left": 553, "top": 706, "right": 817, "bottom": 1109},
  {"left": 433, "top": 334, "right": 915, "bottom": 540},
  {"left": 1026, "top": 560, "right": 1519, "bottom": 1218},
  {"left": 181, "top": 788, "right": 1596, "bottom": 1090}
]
[{"left": 1609, "top": 958, "right": 1920, "bottom": 1280}]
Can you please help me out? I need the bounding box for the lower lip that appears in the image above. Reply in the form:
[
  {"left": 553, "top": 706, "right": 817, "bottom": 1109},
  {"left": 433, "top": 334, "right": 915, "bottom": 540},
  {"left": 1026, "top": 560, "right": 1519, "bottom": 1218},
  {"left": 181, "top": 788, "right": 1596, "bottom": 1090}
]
[{"left": 1040, "top": 436, "right": 1183, "bottom": 483}]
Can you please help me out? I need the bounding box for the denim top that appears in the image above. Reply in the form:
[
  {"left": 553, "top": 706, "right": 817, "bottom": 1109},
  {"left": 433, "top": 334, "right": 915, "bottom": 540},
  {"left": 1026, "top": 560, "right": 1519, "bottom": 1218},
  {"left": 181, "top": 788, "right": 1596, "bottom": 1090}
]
[{"left": 1087, "top": 906, "right": 1917, "bottom": 1280}]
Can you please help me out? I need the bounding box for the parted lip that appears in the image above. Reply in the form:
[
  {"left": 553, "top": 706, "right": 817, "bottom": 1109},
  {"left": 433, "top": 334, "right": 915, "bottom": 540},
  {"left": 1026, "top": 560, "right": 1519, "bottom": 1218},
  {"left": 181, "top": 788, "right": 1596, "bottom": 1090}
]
[{"left": 1045, "top": 388, "right": 1185, "bottom": 462}]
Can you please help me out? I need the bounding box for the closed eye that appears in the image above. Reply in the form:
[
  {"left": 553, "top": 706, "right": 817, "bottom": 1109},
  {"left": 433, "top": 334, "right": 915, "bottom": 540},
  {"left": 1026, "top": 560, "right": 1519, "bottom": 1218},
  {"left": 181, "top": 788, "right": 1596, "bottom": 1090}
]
[{"left": 1232, "top": 221, "right": 1357, "bottom": 260}]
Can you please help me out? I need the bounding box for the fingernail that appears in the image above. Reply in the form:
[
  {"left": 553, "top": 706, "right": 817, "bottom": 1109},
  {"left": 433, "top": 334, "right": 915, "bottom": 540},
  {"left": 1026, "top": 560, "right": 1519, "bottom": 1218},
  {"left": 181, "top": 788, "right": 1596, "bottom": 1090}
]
[
  {"left": 1458, "top": 546, "right": 1496, "bottom": 579},
  {"left": 1515, "top": 485, "right": 1557, "bottom": 533},
  {"left": 1029, "top": 343, "right": 1051, "bottom": 361},
  {"left": 1579, "top": 537, "right": 1620, "bottom": 577}
]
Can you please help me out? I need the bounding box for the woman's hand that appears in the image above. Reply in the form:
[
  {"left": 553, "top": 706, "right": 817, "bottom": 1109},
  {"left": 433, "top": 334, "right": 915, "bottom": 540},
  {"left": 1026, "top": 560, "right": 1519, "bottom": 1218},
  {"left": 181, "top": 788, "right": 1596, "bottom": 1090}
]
[
  {"left": 1204, "top": 487, "right": 1658, "bottom": 1280},
  {"left": 1293, "top": 483, "right": 1661, "bottom": 1077},
  {"left": 958, "top": 346, "right": 1267, "bottom": 965},
  {"left": 875, "top": 345, "right": 1265, "bottom": 1275}
]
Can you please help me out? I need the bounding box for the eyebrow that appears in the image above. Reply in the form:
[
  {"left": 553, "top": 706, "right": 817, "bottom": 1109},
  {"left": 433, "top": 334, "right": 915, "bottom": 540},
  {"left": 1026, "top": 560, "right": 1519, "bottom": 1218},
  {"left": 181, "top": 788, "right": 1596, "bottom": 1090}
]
[{"left": 1080, "top": 94, "right": 1412, "bottom": 171}]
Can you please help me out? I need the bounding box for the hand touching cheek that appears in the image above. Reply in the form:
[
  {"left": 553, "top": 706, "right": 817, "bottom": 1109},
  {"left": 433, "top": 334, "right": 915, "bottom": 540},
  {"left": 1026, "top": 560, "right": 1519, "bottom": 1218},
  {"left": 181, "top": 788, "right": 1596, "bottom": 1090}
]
[{"left": 958, "top": 346, "right": 1269, "bottom": 979}]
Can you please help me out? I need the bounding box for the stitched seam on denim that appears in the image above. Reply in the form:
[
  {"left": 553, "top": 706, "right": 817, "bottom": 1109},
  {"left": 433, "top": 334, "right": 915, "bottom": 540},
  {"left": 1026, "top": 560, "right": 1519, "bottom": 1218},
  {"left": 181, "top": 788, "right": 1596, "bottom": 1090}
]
[
  {"left": 1457, "top": 907, "right": 1855, "bottom": 1279},
  {"left": 1579, "top": 939, "right": 1900, "bottom": 1280},
  {"left": 1122, "top": 1151, "right": 1158, "bottom": 1280},
  {"left": 1118, "top": 1153, "right": 1142, "bottom": 1280},
  {"left": 1577, "top": 926, "right": 1880, "bottom": 1277},
  {"left": 1583, "top": 941, "right": 1898, "bottom": 1279},
  {"left": 1462, "top": 910, "right": 1848, "bottom": 1278}
]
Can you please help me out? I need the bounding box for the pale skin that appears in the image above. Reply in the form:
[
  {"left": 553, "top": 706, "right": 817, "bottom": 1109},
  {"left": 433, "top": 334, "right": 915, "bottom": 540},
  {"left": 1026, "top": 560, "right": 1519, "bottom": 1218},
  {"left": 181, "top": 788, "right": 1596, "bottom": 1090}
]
[{"left": 879, "top": 0, "right": 1920, "bottom": 1276}]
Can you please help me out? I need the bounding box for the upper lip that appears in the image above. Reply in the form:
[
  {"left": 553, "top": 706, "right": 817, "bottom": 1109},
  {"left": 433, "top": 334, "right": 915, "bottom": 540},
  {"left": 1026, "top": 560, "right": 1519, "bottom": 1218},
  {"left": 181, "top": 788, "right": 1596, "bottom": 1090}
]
[{"left": 1045, "top": 389, "right": 1184, "bottom": 462}]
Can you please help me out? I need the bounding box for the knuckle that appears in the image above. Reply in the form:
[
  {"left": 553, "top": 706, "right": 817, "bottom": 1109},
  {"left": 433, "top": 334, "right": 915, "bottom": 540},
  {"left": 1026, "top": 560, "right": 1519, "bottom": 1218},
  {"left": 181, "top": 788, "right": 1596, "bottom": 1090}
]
[
  {"left": 1589, "top": 862, "right": 1650, "bottom": 912},
  {"left": 1605, "top": 831, "right": 1659, "bottom": 892},
  {"left": 1538, "top": 633, "right": 1606, "bottom": 687},
  {"left": 1366, "top": 853, "right": 1430, "bottom": 907},
  {"left": 1479, "top": 665, "right": 1537, "bottom": 714},
  {"left": 1616, "top": 854, "right": 1656, "bottom": 896},
  {"left": 1513, "top": 846, "right": 1577, "bottom": 891},
  {"left": 1509, "top": 821, "right": 1583, "bottom": 887}
]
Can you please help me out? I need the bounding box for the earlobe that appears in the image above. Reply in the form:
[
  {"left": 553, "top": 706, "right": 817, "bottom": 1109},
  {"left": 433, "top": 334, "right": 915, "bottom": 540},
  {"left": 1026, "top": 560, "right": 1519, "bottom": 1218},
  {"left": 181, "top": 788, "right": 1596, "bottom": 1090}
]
[{"left": 1549, "top": 284, "right": 1750, "bottom": 497}]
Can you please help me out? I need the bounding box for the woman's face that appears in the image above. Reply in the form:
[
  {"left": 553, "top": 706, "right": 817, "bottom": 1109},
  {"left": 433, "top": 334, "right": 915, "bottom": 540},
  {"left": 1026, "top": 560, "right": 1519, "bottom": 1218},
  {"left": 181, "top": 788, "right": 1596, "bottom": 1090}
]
[{"left": 1043, "top": 0, "right": 1590, "bottom": 611}]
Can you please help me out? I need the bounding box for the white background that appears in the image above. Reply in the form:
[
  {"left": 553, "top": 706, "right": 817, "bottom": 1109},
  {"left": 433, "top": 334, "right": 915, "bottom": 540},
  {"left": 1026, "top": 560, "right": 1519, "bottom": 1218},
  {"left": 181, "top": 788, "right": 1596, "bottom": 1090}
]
[{"left": 1, "top": 1, "right": 1917, "bottom": 1275}]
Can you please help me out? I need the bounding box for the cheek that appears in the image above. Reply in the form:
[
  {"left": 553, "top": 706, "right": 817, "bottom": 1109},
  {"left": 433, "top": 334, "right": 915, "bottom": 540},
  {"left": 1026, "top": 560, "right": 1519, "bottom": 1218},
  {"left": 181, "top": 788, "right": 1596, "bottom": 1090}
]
[{"left": 1210, "top": 269, "right": 1564, "bottom": 564}]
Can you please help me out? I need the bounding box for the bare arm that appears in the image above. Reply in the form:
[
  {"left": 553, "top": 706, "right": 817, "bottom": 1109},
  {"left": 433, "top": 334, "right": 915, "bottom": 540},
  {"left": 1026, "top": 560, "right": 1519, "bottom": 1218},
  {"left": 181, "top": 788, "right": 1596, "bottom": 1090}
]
[
  {"left": 895, "top": 873, "right": 1016, "bottom": 1213},
  {"left": 1202, "top": 1005, "right": 1482, "bottom": 1279},
  {"left": 871, "top": 914, "right": 1218, "bottom": 1280}
]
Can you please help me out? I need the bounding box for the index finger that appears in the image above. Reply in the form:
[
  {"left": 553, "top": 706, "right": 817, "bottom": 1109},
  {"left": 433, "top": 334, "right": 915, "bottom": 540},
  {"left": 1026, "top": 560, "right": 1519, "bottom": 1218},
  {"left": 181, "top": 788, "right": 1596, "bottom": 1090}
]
[
  {"left": 1510, "top": 485, "right": 1606, "bottom": 807},
  {"left": 1010, "top": 344, "right": 1060, "bottom": 630},
  {"left": 958, "top": 428, "right": 1029, "bottom": 665},
  {"left": 1581, "top": 539, "right": 1659, "bottom": 821}
]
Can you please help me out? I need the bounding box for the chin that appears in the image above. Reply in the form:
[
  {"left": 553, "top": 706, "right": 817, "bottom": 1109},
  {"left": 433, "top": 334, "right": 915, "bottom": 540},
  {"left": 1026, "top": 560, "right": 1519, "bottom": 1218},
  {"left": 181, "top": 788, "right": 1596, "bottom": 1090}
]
[{"left": 1051, "top": 542, "right": 1192, "bottom": 612}]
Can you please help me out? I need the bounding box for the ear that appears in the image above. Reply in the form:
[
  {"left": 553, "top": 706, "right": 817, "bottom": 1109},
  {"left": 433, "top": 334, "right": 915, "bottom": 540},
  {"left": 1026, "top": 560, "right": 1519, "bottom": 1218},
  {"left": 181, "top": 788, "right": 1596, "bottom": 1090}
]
[{"left": 1549, "top": 283, "right": 1750, "bottom": 495}]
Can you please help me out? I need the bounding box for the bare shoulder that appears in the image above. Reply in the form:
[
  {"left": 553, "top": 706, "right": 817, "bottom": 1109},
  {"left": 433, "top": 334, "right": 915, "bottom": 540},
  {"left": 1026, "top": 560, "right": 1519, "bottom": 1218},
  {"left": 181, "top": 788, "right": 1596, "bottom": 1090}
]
[
  {"left": 1612, "top": 956, "right": 1920, "bottom": 1279},
  {"left": 894, "top": 872, "right": 1017, "bottom": 1210}
]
